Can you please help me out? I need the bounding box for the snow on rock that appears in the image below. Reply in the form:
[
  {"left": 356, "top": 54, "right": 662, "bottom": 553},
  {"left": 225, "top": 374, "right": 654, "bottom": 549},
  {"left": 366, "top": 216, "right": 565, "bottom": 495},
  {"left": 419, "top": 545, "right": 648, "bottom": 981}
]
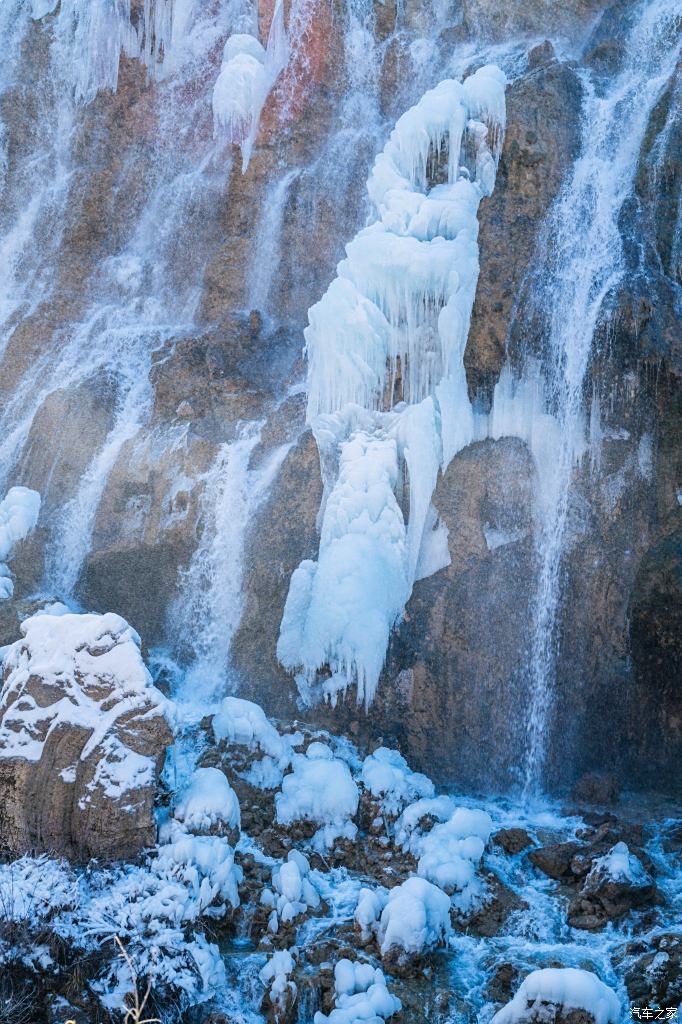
[
  {"left": 0, "top": 827, "right": 243, "bottom": 1011},
  {"left": 275, "top": 743, "right": 360, "bottom": 852},
  {"left": 213, "top": 694, "right": 294, "bottom": 789},
  {"left": 394, "top": 795, "right": 456, "bottom": 851},
  {"left": 0, "top": 610, "right": 172, "bottom": 860},
  {"left": 412, "top": 807, "right": 493, "bottom": 908},
  {"left": 361, "top": 746, "right": 435, "bottom": 817},
  {"left": 261, "top": 849, "right": 321, "bottom": 931},
  {"left": 279, "top": 66, "right": 507, "bottom": 704},
  {"left": 260, "top": 947, "right": 298, "bottom": 1021},
  {"left": 0, "top": 486, "right": 40, "bottom": 599},
  {"left": 314, "top": 958, "right": 402, "bottom": 1023},
  {"left": 174, "top": 766, "right": 241, "bottom": 837},
  {"left": 586, "top": 841, "right": 650, "bottom": 886},
  {"left": 491, "top": 968, "right": 621, "bottom": 1024},
  {"left": 357, "top": 876, "right": 452, "bottom": 962}
]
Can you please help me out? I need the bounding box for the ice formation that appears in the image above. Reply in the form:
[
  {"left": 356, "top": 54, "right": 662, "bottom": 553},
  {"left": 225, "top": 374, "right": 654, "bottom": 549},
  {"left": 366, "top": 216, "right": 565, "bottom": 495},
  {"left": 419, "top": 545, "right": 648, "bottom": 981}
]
[
  {"left": 213, "top": 694, "right": 295, "bottom": 788},
  {"left": 278, "top": 66, "right": 507, "bottom": 705},
  {"left": 212, "top": 1, "right": 288, "bottom": 172},
  {"left": 412, "top": 807, "right": 492, "bottom": 908},
  {"left": 491, "top": 968, "right": 621, "bottom": 1024},
  {"left": 174, "top": 766, "right": 241, "bottom": 834},
  {"left": 585, "top": 841, "right": 651, "bottom": 887},
  {"left": 0, "top": 486, "right": 40, "bottom": 599},
  {"left": 260, "top": 948, "right": 298, "bottom": 1018},
  {"left": 357, "top": 876, "right": 452, "bottom": 957},
  {"left": 0, "top": 611, "right": 168, "bottom": 802},
  {"left": 261, "top": 849, "right": 321, "bottom": 931},
  {"left": 275, "top": 742, "right": 360, "bottom": 852},
  {"left": 361, "top": 746, "right": 435, "bottom": 817},
  {"left": 314, "top": 959, "right": 402, "bottom": 1024}
]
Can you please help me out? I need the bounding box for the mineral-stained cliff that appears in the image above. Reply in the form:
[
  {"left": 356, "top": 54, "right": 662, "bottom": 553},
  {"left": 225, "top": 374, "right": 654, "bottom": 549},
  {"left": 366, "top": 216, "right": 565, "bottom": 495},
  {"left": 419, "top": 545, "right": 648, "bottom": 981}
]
[{"left": 0, "top": 0, "right": 680, "bottom": 796}]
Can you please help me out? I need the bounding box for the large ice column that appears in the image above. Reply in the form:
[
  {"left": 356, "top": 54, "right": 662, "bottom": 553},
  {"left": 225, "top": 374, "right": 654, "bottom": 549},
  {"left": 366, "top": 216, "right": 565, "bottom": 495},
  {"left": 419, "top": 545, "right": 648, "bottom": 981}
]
[{"left": 278, "top": 65, "right": 506, "bottom": 706}]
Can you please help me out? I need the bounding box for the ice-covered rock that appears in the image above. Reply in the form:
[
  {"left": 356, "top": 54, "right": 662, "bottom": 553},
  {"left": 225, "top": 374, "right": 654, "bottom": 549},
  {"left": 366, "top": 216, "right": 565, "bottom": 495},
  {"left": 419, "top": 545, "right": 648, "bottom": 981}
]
[
  {"left": 356, "top": 876, "right": 452, "bottom": 967},
  {"left": 260, "top": 947, "right": 297, "bottom": 1023},
  {"left": 491, "top": 968, "right": 621, "bottom": 1024},
  {"left": 174, "top": 766, "right": 241, "bottom": 838},
  {"left": 412, "top": 807, "right": 492, "bottom": 908},
  {"left": 261, "top": 849, "right": 321, "bottom": 931},
  {"left": 314, "top": 958, "right": 401, "bottom": 1023},
  {"left": 0, "top": 610, "right": 171, "bottom": 860},
  {"left": 275, "top": 744, "right": 359, "bottom": 852},
  {"left": 213, "top": 694, "right": 294, "bottom": 789},
  {"left": 568, "top": 841, "right": 656, "bottom": 930},
  {"left": 361, "top": 746, "right": 435, "bottom": 817}
]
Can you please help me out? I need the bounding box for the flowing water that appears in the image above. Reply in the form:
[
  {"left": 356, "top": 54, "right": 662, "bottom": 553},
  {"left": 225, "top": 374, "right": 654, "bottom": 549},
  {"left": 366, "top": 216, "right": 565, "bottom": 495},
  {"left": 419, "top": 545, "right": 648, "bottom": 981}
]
[{"left": 521, "top": 0, "right": 682, "bottom": 794}]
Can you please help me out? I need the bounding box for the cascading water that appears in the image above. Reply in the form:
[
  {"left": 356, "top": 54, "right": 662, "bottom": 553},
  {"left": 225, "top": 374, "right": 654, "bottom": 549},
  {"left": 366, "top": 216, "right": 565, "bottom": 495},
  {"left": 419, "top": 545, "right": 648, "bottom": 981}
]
[{"left": 520, "top": 0, "right": 682, "bottom": 795}]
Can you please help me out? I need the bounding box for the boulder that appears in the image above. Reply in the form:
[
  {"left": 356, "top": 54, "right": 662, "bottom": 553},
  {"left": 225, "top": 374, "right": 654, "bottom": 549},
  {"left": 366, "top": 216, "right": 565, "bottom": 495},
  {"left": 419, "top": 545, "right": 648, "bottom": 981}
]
[
  {"left": 568, "top": 843, "right": 656, "bottom": 931},
  {"left": 0, "top": 610, "right": 172, "bottom": 862},
  {"left": 494, "top": 827, "right": 534, "bottom": 854},
  {"left": 571, "top": 773, "right": 621, "bottom": 805}
]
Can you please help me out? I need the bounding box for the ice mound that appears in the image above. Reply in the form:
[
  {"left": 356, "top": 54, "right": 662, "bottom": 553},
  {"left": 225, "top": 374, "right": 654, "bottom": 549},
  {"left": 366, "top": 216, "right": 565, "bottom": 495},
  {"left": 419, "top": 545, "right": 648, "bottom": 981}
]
[
  {"left": 356, "top": 876, "right": 452, "bottom": 958},
  {"left": 174, "top": 766, "right": 241, "bottom": 835},
  {"left": 261, "top": 849, "right": 321, "bottom": 931},
  {"left": 412, "top": 807, "right": 492, "bottom": 908},
  {"left": 314, "top": 958, "right": 402, "bottom": 1023},
  {"left": 279, "top": 66, "right": 507, "bottom": 705},
  {"left": 586, "top": 841, "right": 651, "bottom": 886},
  {"left": 491, "top": 967, "right": 621, "bottom": 1024},
  {"left": 213, "top": 694, "right": 294, "bottom": 788},
  {"left": 361, "top": 746, "right": 435, "bottom": 817},
  {"left": 0, "top": 486, "right": 40, "bottom": 599},
  {"left": 275, "top": 743, "right": 360, "bottom": 852},
  {"left": 260, "top": 948, "right": 298, "bottom": 1019}
]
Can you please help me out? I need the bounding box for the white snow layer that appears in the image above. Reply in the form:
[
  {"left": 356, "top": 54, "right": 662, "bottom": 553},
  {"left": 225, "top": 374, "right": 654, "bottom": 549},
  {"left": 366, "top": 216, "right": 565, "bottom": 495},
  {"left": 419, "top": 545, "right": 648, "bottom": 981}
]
[
  {"left": 261, "top": 849, "right": 321, "bottom": 931},
  {"left": 0, "top": 611, "right": 168, "bottom": 801},
  {"left": 314, "top": 958, "right": 402, "bottom": 1023},
  {"left": 174, "top": 766, "right": 241, "bottom": 834},
  {"left": 361, "top": 746, "right": 435, "bottom": 817},
  {"left": 491, "top": 968, "right": 621, "bottom": 1024},
  {"left": 213, "top": 694, "right": 295, "bottom": 788},
  {"left": 0, "top": 486, "right": 40, "bottom": 599},
  {"left": 275, "top": 743, "right": 360, "bottom": 852},
  {"left": 278, "top": 65, "right": 507, "bottom": 705},
  {"left": 357, "top": 876, "right": 452, "bottom": 957}
]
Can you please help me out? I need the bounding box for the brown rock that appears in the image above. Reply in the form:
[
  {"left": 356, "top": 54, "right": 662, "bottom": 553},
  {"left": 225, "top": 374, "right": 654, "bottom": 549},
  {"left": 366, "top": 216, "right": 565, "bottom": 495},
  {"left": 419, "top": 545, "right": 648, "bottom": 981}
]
[
  {"left": 528, "top": 842, "right": 582, "bottom": 880},
  {"left": 0, "top": 611, "right": 171, "bottom": 862},
  {"left": 493, "top": 827, "right": 534, "bottom": 854}
]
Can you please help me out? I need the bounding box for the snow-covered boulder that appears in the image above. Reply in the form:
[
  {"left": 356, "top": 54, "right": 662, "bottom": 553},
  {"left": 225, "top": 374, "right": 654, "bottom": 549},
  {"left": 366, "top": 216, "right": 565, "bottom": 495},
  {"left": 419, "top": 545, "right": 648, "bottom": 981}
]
[
  {"left": 261, "top": 849, "right": 321, "bottom": 932},
  {"left": 356, "top": 876, "right": 451, "bottom": 969},
  {"left": 361, "top": 746, "right": 434, "bottom": 818},
  {"left": 174, "top": 766, "right": 240, "bottom": 839},
  {"left": 568, "top": 841, "right": 656, "bottom": 930},
  {"left": 0, "top": 610, "right": 171, "bottom": 861},
  {"left": 260, "top": 948, "right": 298, "bottom": 1023},
  {"left": 491, "top": 968, "right": 621, "bottom": 1024},
  {"left": 314, "top": 958, "right": 402, "bottom": 1023},
  {"left": 212, "top": 694, "right": 294, "bottom": 789},
  {"left": 275, "top": 743, "right": 359, "bottom": 852}
]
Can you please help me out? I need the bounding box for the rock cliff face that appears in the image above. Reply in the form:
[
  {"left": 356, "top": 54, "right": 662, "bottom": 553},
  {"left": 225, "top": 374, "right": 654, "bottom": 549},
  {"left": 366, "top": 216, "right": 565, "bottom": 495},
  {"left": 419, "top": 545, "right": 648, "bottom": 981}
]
[{"left": 0, "top": 0, "right": 679, "bottom": 795}]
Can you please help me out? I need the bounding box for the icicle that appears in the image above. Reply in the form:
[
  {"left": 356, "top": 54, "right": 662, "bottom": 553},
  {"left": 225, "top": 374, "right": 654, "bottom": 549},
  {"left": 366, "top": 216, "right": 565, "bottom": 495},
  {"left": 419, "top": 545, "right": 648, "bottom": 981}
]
[{"left": 278, "top": 67, "right": 507, "bottom": 705}]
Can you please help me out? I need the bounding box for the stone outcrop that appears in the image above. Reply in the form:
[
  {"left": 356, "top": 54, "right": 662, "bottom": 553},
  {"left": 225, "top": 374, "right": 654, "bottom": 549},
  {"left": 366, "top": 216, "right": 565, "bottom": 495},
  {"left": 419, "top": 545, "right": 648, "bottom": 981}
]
[{"left": 0, "top": 610, "right": 171, "bottom": 861}]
